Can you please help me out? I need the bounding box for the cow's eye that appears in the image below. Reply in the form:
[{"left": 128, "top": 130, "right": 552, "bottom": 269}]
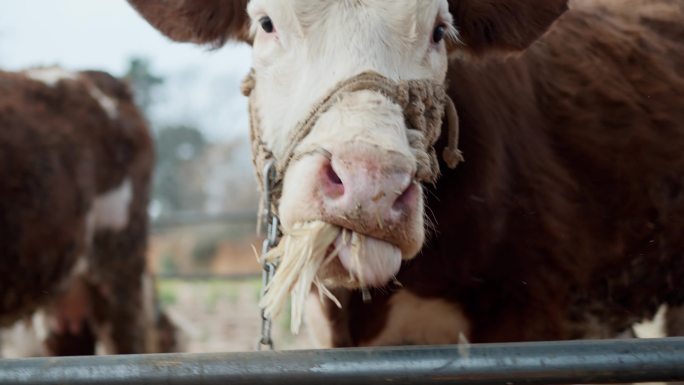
[
  {"left": 432, "top": 24, "right": 447, "bottom": 43},
  {"left": 259, "top": 16, "right": 275, "bottom": 34}
]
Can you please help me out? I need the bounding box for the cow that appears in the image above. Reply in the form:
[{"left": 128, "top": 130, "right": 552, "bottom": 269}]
[
  {"left": 0, "top": 67, "right": 176, "bottom": 355},
  {"left": 130, "top": 0, "right": 684, "bottom": 347}
]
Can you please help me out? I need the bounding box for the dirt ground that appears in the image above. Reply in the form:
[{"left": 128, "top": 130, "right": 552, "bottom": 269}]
[{"left": 159, "top": 278, "right": 313, "bottom": 352}]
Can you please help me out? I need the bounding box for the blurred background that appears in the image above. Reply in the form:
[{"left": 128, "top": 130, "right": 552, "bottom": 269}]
[{"left": 0, "top": 0, "right": 309, "bottom": 352}]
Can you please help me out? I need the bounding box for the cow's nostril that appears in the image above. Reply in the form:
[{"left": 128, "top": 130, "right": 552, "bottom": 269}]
[
  {"left": 392, "top": 182, "right": 418, "bottom": 212},
  {"left": 326, "top": 163, "right": 343, "bottom": 185},
  {"left": 321, "top": 161, "right": 345, "bottom": 199}
]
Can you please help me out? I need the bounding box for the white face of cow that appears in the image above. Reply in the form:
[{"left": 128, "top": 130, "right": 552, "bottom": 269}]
[{"left": 247, "top": 0, "right": 454, "bottom": 286}]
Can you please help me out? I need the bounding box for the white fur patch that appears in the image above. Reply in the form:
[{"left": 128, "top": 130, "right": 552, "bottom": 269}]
[
  {"left": 87, "top": 84, "right": 119, "bottom": 120},
  {"left": 95, "top": 342, "right": 108, "bottom": 355},
  {"left": 248, "top": 0, "right": 451, "bottom": 158},
  {"left": 92, "top": 178, "right": 133, "bottom": 231},
  {"left": 93, "top": 323, "right": 117, "bottom": 355},
  {"left": 31, "top": 311, "right": 50, "bottom": 343},
  {"left": 24, "top": 67, "right": 78, "bottom": 87},
  {"left": 633, "top": 304, "right": 667, "bottom": 338},
  {"left": 363, "top": 290, "right": 470, "bottom": 346},
  {"left": 0, "top": 311, "right": 49, "bottom": 358},
  {"left": 70, "top": 256, "right": 89, "bottom": 278},
  {"left": 24, "top": 67, "right": 118, "bottom": 119}
]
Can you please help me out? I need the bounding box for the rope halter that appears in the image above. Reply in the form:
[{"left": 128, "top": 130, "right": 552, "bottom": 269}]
[{"left": 242, "top": 69, "right": 464, "bottom": 204}]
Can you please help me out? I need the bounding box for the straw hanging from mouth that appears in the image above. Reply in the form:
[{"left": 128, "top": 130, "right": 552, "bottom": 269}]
[
  {"left": 259, "top": 221, "right": 342, "bottom": 333},
  {"left": 259, "top": 220, "right": 383, "bottom": 334}
]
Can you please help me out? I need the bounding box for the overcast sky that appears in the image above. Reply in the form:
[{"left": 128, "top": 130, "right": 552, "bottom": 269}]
[{"left": 0, "top": 0, "right": 253, "bottom": 142}]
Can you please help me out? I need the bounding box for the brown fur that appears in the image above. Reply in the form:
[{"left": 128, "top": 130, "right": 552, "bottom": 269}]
[
  {"left": 448, "top": 0, "right": 569, "bottom": 53},
  {"left": 333, "top": 0, "right": 684, "bottom": 344},
  {"left": 128, "top": 0, "right": 251, "bottom": 46},
  {"left": 667, "top": 306, "right": 684, "bottom": 337},
  {"left": 0, "top": 69, "right": 174, "bottom": 354}
]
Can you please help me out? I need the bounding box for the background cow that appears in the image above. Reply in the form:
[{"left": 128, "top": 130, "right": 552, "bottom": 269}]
[
  {"left": 0, "top": 67, "right": 176, "bottom": 355},
  {"left": 130, "top": 0, "right": 684, "bottom": 346}
]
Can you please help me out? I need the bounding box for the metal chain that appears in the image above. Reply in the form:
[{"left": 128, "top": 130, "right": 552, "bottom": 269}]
[{"left": 257, "top": 161, "right": 279, "bottom": 351}]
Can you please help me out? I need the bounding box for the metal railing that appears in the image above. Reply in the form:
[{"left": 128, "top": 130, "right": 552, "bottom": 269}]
[{"left": 1, "top": 338, "right": 682, "bottom": 385}]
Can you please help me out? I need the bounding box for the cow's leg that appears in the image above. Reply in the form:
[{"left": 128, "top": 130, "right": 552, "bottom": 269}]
[
  {"left": 75, "top": 134, "right": 162, "bottom": 354},
  {"left": 87, "top": 265, "right": 178, "bottom": 354},
  {"left": 85, "top": 171, "right": 177, "bottom": 354},
  {"left": 87, "top": 229, "right": 148, "bottom": 354},
  {"left": 43, "top": 275, "right": 97, "bottom": 356},
  {"left": 45, "top": 321, "right": 96, "bottom": 356},
  {"left": 86, "top": 172, "right": 152, "bottom": 354},
  {"left": 97, "top": 271, "right": 179, "bottom": 354}
]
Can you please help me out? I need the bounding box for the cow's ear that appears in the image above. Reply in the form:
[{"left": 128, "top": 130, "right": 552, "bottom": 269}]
[
  {"left": 128, "top": 0, "right": 251, "bottom": 46},
  {"left": 448, "top": 0, "right": 568, "bottom": 53}
]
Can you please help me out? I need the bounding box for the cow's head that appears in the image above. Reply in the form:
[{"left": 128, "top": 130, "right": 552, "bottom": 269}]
[{"left": 131, "top": 0, "right": 567, "bottom": 290}]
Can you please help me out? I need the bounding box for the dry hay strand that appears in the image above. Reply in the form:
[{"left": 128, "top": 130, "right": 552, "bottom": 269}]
[{"left": 259, "top": 220, "right": 371, "bottom": 333}]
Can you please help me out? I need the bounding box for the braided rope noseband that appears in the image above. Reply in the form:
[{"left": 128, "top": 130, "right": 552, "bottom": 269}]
[{"left": 241, "top": 69, "right": 464, "bottom": 202}]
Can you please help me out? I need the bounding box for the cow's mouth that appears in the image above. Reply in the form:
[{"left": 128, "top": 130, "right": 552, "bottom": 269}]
[
  {"left": 326, "top": 231, "right": 402, "bottom": 288},
  {"left": 259, "top": 220, "right": 405, "bottom": 332}
]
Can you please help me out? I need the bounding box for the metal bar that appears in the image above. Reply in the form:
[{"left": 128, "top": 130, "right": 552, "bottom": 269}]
[{"left": 1, "top": 338, "right": 683, "bottom": 385}]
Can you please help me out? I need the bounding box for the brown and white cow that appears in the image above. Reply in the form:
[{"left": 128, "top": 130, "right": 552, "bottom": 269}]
[
  {"left": 130, "top": 0, "right": 684, "bottom": 346},
  {"left": 0, "top": 67, "right": 176, "bottom": 355}
]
